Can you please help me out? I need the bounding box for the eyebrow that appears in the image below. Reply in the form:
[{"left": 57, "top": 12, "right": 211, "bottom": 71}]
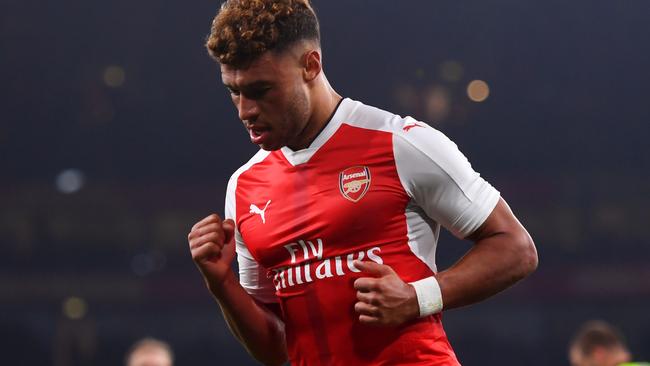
[{"left": 223, "top": 80, "right": 272, "bottom": 90}]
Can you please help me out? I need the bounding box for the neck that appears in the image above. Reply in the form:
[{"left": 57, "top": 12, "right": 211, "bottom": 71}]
[{"left": 288, "top": 76, "right": 341, "bottom": 151}]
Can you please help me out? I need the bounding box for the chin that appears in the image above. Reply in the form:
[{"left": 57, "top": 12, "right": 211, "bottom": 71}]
[{"left": 258, "top": 142, "right": 283, "bottom": 151}]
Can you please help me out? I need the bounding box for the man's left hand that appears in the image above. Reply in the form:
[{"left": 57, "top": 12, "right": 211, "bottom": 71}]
[{"left": 353, "top": 260, "right": 420, "bottom": 326}]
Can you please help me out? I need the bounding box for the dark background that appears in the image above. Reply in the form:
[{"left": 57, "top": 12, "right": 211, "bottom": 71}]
[{"left": 1, "top": 0, "right": 649, "bottom": 365}]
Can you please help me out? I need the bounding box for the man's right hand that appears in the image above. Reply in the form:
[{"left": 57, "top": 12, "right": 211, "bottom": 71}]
[{"left": 188, "top": 214, "right": 237, "bottom": 292}]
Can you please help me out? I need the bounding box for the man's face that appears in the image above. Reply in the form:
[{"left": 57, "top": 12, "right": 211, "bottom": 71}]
[
  {"left": 570, "top": 345, "right": 631, "bottom": 366},
  {"left": 599, "top": 346, "right": 631, "bottom": 366},
  {"left": 127, "top": 348, "right": 172, "bottom": 366},
  {"left": 220, "top": 49, "right": 311, "bottom": 151}
]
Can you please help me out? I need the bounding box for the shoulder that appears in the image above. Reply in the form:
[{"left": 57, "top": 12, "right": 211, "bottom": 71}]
[
  {"left": 342, "top": 98, "right": 415, "bottom": 135},
  {"left": 225, "top": 149, "right": 271, "bottom": 219},
  {"left": 225, "top": 149, "right": 271, "bottom": 212},
  {"left": 227, "top": 149, "right": 272, "bottom": 191},
  {"left": 343, "top": 98, "right": 455, "bottom": 158}
]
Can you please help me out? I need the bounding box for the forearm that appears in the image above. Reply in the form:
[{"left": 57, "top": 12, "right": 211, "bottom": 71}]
[
  {"left": 436, "top": 229, "right": 537, "bottom": 310},
  {"left": 210, "top": 274, "right": 287, "bottom": 366}
]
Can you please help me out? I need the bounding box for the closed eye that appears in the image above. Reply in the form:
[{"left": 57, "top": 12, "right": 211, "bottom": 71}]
[
  {"left": 224, "top": 82, "right": 271, "bottom": 99},
  {"left": 246, "top": 87, "right": 271, "bottom": 100}
]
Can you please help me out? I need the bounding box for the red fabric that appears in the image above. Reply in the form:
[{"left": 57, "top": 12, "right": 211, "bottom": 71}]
[{"left": 235, "top": 124, "right": 459, "bottom": 365}]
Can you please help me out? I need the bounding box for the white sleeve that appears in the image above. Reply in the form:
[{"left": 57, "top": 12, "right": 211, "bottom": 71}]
[
  {"left": 225, "top": 174, "right": 278, "bottom": 304},
  {"left": 393, "top": 120, "right": 500, "bottom": 239}
]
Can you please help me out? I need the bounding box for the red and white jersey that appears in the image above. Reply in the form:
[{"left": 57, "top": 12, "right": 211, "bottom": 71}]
[{"left": 225, "top": 98, "right": 500, "bottom": 366}]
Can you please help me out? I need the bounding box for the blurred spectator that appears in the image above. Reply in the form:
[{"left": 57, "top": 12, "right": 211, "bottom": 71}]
[
  {"left": 125, "top": 337, "right": 173, "bottom": 366},
  {"left": 569, "top": 320, "right": 631, "bottom": 366}
]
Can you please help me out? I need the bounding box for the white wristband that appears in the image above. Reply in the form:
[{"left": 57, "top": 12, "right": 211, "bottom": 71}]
[{"left": 410, "top": 276, "right": 443, "bottom": 317}]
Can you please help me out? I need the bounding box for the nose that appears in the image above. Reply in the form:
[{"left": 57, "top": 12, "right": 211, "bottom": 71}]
[{"left": 238, "top": 95, "right": 259, "bottom": 122}]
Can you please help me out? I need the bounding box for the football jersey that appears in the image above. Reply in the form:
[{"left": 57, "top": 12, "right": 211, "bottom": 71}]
[{"left": 225, "top": 98, "right": 500, "bottom": 366}]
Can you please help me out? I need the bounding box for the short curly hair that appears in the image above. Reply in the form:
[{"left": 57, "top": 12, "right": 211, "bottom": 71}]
[{"left": 206, "top": 0, "right": 320, "bottom": 68}]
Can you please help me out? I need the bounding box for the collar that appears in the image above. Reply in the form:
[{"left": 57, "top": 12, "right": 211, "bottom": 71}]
[{"left": 280, "top": 97, "right": 354, "bottom": 166}]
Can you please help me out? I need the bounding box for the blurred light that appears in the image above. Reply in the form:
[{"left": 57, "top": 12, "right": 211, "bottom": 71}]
[
  {"left": 439, "top": 61, "right": 464, "bottom": 82},
  {"left": 63, "top": 296, "right": 87, "bottom": 320},
  {"left": 415, "top": 68, "right": 425, "bottom": 79},
  {"left": 55, "top": 169, "right": 85, "bottom": 194},
  {"left": 467, "top": 80, "right": 490, "bottom": 102},
  {"left": 425, "top": 85, "right": 451, "bottom": 123},
  {"left": 103, "top": 65, "right": 125, "bottom": 88}
]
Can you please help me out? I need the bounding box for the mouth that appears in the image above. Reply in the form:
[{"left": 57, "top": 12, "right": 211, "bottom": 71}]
[{"left": 248, "top": 126, "right": 271, "bottom": 145}]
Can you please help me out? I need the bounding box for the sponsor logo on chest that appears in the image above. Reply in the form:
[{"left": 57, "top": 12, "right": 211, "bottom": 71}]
[
  {"left": 271, "top": 238, "right": 384, "bottom": 290},
  {"left": 339, "top": 166, "right": 371, "bottom": 202}
]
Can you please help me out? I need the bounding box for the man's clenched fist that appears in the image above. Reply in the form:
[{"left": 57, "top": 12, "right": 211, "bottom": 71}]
[
  {"left": 353, "top": 260, "right": 420, "bottom": 327},
  {"left": 188, "top": 214, "right": 236, "bottom": 292}
]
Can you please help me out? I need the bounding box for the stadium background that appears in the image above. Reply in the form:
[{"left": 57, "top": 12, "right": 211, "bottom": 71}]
[{"left": 1, "top": 0, "right": 649, "bottom": 364}]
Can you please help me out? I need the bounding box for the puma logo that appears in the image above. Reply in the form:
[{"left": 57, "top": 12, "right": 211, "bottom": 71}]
[
  {"left": 249, "top": 200, "right": 271, "bottom": 224},
  {"left": 403, "top": 122, "right": 423, "bottom": 132}
]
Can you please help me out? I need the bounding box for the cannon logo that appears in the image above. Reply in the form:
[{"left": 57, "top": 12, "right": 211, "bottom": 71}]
[{"left": 339, "top": 166, "right": 371, "bottom": 202}]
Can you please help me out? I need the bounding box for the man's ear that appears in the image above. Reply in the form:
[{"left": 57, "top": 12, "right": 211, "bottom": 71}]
[{"left": 302, "top": 49, "right": 322, "bottom": 82}]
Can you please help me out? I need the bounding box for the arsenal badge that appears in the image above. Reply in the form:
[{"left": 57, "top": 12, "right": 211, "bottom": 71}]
[{"left": 339, "top": 166, "right": 371, "bottom": 202}]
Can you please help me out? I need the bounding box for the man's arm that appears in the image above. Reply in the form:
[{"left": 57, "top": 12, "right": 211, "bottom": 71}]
[
  {"left": 436, "top": 197, "right": 538, "bottom": 309},
  {"left": 188, "top": 214, "right": 287, "bottom": 366},
  {"left": 353, "top": 198, "right": 537, "bottom": 325},
  {"left": 210, "top": 274, "right": 287, "bottom": 366},
  {"left": 353, "top": 120, "right": 537, "bottom": 325}
]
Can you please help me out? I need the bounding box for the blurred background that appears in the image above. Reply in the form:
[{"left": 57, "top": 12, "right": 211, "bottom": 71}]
[{"left": 1, "top": 0, "right": 649, "bottom": 364}]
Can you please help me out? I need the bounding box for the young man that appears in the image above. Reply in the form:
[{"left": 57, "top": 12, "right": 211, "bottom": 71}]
[
  {"left": 125, "top": 338, "right": 174, "bottom": 366},
  {"left": 187, "top": 1, "right": 538, "bottom": 365}
]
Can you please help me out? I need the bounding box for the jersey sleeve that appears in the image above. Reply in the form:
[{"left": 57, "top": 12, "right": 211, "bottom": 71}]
[
  {"left": 393, "top": 119, "right": 500, "bottom": 239},
  {"left": 225, "top": 174, "right": 278, "bottom": 304}
]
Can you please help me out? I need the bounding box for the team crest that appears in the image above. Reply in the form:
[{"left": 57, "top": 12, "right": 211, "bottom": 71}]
[{"left": 339, "top": 166, "right": 371, "bottom": 202}]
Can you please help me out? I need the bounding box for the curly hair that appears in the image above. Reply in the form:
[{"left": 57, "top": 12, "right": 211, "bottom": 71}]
[{"left": 206, "top": 0, "right": 320, "bottom": 67}]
